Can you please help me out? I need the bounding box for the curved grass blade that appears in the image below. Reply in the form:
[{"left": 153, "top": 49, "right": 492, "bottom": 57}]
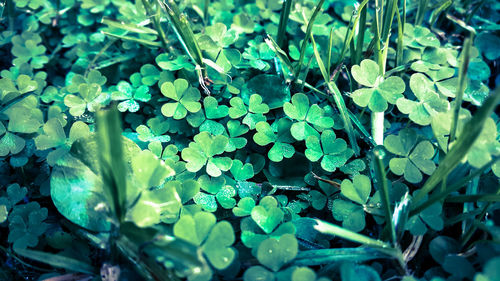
[
  {"left": 310, "top": 34, "right": 360, "bottom": 155},
  {"left": 96, "top": 105, "right": 127, "bottom": 223},
  {"left": 276, "top": 0, "right": 292, "bottom": 48},
  {"left": 294, "top": 248, "right": 393, "bottom": 266},
  {"left": 373, "top": 146, "right": 397, "bottom": 246},
  {"left": 294, "top": 0, "right": 325, "bottom": 77},
  {"left": 313, "top": 219, "right": 390, "bottom": 248},
  {"left": 412, "top": 86, "right": 500, "bottom": 205},
  {"left": 14, "top": 248, "right": 95, "bottom": 274}
]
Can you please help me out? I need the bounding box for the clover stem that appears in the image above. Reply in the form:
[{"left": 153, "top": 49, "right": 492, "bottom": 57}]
[{"left": 372, "top": 112, "right": 385, "bottom": 145}]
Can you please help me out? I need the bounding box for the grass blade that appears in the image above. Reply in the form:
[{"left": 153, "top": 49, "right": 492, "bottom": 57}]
[
  {"left": 276, "top": 0, "right": 292, "bottom": 48},
  {"left": 294, "top": 248, "right": 392, "bottom": 266},
  {"left": 313, "top": 219, "right": 391, "bottom": 248},
  {"left": 448, "top": 35, "right": 472, "bottom": 146},
  {"left": 373, "top": 146, "right": 397, "bottom": 246},
  {"left": 310, "top": 34, "right": 360, "bottom": 155},
  {"left": 410, "top": 156, "right": 499, "bottom": 216},
  {"left": 96, "top": 105, "right": 127, "bottom": 223},
  {"left": 412, "top": 87, "right": 500, "bottom": 205},
  {"left": 14, "top": 248, "right": 95, "bottom": 274},
  {"left": 101, "top": 17, "right": 159, "bottom": 35},
  {"left": 294, "top": 0, "right": 325, "bottom": 77}
]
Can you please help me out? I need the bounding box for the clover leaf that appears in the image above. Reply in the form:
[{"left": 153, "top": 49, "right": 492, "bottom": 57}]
[
  {"left": 233, "top": 197, "right": 256, "bottom": 217},
  {"left": 330, "top": 175, "right": 372, "bottom": 232},
  {"left": 406, "top": 193, "right": 443, "bottom": 235},
  {"left": 181, "top": 132, "right": 232, "bottom": 177},
  {"left": 251, "top": 196, "right": 284, "bottom": 234},
  {"left": 230, "top": 159, "right": 254, "bottom": 181},
  {"left": 228, "top": 94, "right": 269, "bottom": 129},
  {"left": 34, "top": 119, "right": 90, "bottom": 166},
  {"left": 396, "top": 73, "right": 450, "bottom": 126},
  {"left": 256, "top": 234, "right": 298, "bottom": 272},
  {"left": 225, "top": 120, "right": 249, "bottom": 152},
  {"left": 253, "top": 119, "right": 295, "bottom": 162},
  {"left": 111, "top": 76, "right": 151, "bottom": 113},
  {"left": 63, "top": 71, "right": 109, "bottom": 116},
  {"left": 8, "top": 202, "right": 48, "bottom": 250},
  {"left": 11, "top": 31, "right": 48, "bottom": 69},
  {"left": 350, "top": 59, "right": 406, "bottom": 112},
  {"left": 305, "top": 130, "right": 354, "bottom": 172},
  {"left": 242, "top": 38, "right": 275, "bottom": 71},
  {"left": 384, "top": 129, "right": 436, "bottom": 183},
  {"left": 136, "top": 123, "right": 171, "bottom": 143},
  {"left": 284, "top": 93, "right": 334, "bottom": 140},
  {"left": 161, "top": 79, "right": 202, "bottom": 120},
  {"left": 194, "top": 176, "right": 237, "bottom": 211},
  {"left": 173, "top": 212, "right": 236, "bottom": 270},
  {"left": 156, "top": 54, "right": 196, "bottom": 72},
  {"left": 204, "top": 96, "right": 229, "bottom": 119},
  {"left": 431, "top": 107, "right": 500, "bottom": 168}
]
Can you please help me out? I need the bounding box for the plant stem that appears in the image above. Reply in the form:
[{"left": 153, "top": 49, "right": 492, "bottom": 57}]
[
  {"left": 373, "top": 146, "right": 397, "bottom": 246},
  {"left": 448, "top": 35, "right": 472, "bottom": 148}
]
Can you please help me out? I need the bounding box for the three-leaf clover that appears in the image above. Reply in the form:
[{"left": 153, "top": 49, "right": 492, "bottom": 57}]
[
  {"left": 384, "top": 129, "right": 436, "bottom": 183},
  {"left": 11, "top": 31, "right": 48, "bottom": 69},
  {"left": 34, "top": 119, "right": 90, "bottom": 166},
  {"left": 253, "top": 119, "right": 295, "bottom": 162},
  {"left": 181, "top": 131, "right": 232, "bottom": 177},
  {"left": 8, "top": 202, "right": 48, "bottom": 250},
  {"left": 161, "top": 79, "right": 202, "bottom": 120},
  {"left": 63, "top": 70, "right": 109, "bottom": 116},
  {"left": 229, "top": 94, "right": 269, "bottom": 129},
  {"left": 111, "top": 74, "right": 151, "bottom": 112},
  {"left": 331, "top": 175, "right": 372, "bottom": 232},
  {"left": 305, "top": 130, "right": 354, "bottom": 172},
  {"left": 284, "top": 93, "right": 334, "bottom": 140},
  {"left": 350, "top": 59, "right": 406, "bottom": 112},
  {"left": 173, "top": 212, "right": 236, "bottom": 270},
  {"left": 225, "top": 120, "right": 249, "bottom": 152},
  {"left": 396, "top": 73, "right": 449, "bottom": 126}
]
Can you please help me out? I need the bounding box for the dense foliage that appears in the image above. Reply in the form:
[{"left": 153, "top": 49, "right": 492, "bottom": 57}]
[{"left": 0, "top": 0, "right": 499, "bottom": 280}]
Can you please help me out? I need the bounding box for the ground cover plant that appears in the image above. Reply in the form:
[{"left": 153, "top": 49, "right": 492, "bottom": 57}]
[{"left": 0, "top": 0, "right": 499, "bottom": 280}]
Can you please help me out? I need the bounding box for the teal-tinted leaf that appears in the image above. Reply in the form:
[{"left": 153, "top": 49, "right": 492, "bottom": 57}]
[
  {"left": 340, "top": 175, "right": 371, "bottom": 205},
  {"left": 233, "top": 197, "right": 256, "bottom": 217},
  {"left": 256, "top": 234, "right": 298, "bottom": 272},
  {"left": 331, "top": 199, "right": 365, "bottom": 232},
  {"left": 251, "top": 196, "right": 284, "bottom": 234},
  {"left": 340, "top": 263, "right": 381, "bottom": 281},
  {"left": 244, "top": 266, "right": 274, "bottom": 281},
  {"left": 351, "top": 59, "right": 379, "bottom": 87},
  {"left": 243, "top": 74, "right": 290, "bottom": 109},
  {"left": 174, "top": 212, "right": 216, "bottom": 246},
  {"left": 203, "top": 221, "right": 236, "bottom": 269}
]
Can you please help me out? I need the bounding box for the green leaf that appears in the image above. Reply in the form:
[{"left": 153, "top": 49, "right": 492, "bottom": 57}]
[
  {"left": 161, "top": 79, "right": 201, "bottom": 119},
  {"left": 204, "top": 96, "right": 229, "bottom": 119},
  {"left": 251, "top": 196, "right": 284, "bottom": 234},
  {"left": 243, "top": 74, "right": 290, "bottom": 109},
  {"left": 305, "top": 130, "right": 353, "bottom": 172},
  {"left": 331, "top": 199, "right": 366, "bottom": 232},
  {"left": 202, "top": 221, "right": 236, "bottom": 270},
  {"left": 341, "top": 175, "right": 371, "bottom": 205},
  {"left": 351, "top": 59, "right": 379, "bottom": 87},
  {"left": 14, "top": 248, "right": 94, "bottom": 274},
  {"left": 256, "top": 234, "right": 298, "bottom": 272},
  {"left": 340, "top": 263, "right": 381, "bottom": 281}
]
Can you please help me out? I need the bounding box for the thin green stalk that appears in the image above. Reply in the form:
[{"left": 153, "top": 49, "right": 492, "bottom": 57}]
[
  {"left": 373, "top": 146, "right": 397, "bottom": 246},
  {"left": 413, "top": 87, "right": 500, "bottom": 205},
  {"left": 415, "top": 0, "right": 429, "bottom": 26},
  {"left": 313, "top": 219, "right": 391, "bottom": 248},
  {"left": 446, "top": 194, "right": 500, "bottom": 203},
  {"left": 353, "top": 5, "right": 367, "bottom": 65},
  {"left": 334, "top": 0, "right": 370, "bottom": 81},
  {"left": 96, "top": 106, "right": 127, "bottom": 225},
  {"left": 311, "top": 33, "right": 360, "bottom": 155},
  {"left": 294, "top": 0, "right": 325, "bottom": 78},
  {"left": 276, "top": 0, "right": 292, "bottom": 49},
  {"left": 327, "top": 26, "right": 334, "bottom": 78},
  {"left": 448, "top": 35, "right": 472, "bottom": 147},
  {"left": 204, "top": 0, "right": 209, "bottom": 26},
  {"left": 141, "top": 0, "right": 169, "bottom": 50},
  {"left": 465, "top": 0, "right": 486, "bottom": 24},
  {"left": 410, "top": 156, "right": 500, "bottom": 216},
  {"left": 395, "top": 1, "right": 404, "bottom": 68},
  {"left": 460, "top": 203, "right": 492, "bottom": 248}
]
